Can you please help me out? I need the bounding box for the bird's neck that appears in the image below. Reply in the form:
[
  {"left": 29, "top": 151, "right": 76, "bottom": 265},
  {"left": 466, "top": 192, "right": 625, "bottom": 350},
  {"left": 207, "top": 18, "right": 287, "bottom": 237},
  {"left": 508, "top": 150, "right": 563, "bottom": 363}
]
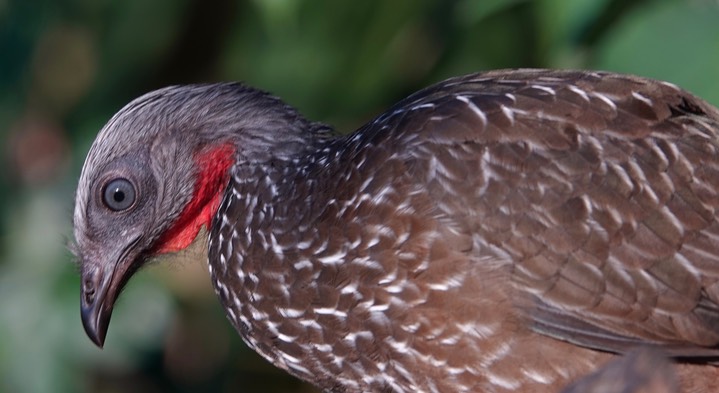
[
  {"left": 154, "top": 144, "right": 237, "bottom": 254},
  {"left": 214, "top": 137, "right": 342, "bottom": 267},
  {"left": 207, "top": 144, "right": 345, "bottom": 365}
]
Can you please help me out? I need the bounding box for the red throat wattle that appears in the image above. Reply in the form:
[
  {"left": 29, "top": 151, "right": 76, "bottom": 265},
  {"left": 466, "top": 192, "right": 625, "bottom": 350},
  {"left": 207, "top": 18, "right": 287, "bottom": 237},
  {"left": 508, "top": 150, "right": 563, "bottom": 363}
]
[{"left": 155, "top": 144, "right": 235, "bottom": 254}]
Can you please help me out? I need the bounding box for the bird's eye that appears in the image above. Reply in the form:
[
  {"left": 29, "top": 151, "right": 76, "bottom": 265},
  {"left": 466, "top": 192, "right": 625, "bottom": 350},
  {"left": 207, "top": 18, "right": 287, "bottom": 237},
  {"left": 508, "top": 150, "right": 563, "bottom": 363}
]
[{"left": 102, "top": 178, "right": 136, "bottom": 211}]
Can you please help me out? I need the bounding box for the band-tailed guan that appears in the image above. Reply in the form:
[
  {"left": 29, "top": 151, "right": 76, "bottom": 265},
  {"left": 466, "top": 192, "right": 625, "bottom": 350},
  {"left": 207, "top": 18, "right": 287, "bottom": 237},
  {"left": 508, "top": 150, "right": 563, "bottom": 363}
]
[{"left": 73, "top": 69, "right": 719, "bottom": 392}]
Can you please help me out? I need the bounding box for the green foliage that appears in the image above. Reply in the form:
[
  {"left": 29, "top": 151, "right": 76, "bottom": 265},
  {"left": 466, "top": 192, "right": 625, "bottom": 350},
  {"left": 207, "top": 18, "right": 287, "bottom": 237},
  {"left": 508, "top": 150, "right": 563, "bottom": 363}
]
[
  {"left": 1, "top": 1, "right": 718, "bottom": 392},
  {"left": 595, "top": 0, "right": 719, "bottom": 104}
]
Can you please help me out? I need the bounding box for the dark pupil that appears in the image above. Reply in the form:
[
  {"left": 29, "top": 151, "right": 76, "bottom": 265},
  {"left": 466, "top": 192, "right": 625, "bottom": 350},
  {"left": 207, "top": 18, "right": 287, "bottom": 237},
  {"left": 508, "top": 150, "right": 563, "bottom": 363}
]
[{"left": 113, "top": 189, "right": 125, "bottom": 203}]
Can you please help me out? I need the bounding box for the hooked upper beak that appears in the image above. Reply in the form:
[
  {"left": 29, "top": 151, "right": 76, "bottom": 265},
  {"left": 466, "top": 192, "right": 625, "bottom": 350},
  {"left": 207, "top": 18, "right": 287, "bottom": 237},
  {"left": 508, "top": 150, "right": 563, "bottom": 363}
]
[{"left": 81, "top": 265, "right": 115, "bottom": 347}]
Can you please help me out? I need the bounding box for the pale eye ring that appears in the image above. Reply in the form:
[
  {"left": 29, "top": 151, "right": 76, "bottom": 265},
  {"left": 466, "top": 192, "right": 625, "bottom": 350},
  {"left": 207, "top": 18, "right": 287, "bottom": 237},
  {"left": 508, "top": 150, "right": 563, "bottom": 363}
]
[{"left": 102, "top": 178, "right": 136, "bottom": 211}]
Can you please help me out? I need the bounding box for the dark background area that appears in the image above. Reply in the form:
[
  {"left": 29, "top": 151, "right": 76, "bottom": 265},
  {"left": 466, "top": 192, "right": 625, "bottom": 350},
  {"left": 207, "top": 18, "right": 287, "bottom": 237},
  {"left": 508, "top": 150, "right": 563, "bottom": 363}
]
[{"left": 1, "top": 0, "right": 719, "bottom": 392}]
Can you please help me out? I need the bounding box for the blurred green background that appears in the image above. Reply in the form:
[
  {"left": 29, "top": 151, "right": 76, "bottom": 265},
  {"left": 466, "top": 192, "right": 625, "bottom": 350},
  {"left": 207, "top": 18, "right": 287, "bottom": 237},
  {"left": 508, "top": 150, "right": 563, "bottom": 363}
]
[{"left": 1, "top": 0, "right": 719, "bottom": 392}]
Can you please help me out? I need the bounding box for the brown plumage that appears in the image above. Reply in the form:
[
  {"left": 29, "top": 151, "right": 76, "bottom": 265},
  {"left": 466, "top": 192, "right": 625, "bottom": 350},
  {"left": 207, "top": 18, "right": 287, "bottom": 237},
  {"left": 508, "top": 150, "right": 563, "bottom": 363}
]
[{"left": 74, "top": 69, "right": 719, "bottom": 392}]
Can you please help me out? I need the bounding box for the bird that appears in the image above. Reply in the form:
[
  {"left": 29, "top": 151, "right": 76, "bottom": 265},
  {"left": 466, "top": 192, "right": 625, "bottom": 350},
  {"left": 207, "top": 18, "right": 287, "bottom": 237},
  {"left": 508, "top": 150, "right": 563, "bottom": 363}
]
[{"left": 73, "top": 69, "right": 719, "bottom": 392}]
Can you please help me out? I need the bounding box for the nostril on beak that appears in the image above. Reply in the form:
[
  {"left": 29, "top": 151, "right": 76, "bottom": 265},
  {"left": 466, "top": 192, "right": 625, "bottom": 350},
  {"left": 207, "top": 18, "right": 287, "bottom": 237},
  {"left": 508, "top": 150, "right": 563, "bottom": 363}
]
[
  {"left": 83, "top": 279, "right": 96, "bottom": 304},
  {"left": 82, "top": 268, "right": 101, "bottom": 305}
]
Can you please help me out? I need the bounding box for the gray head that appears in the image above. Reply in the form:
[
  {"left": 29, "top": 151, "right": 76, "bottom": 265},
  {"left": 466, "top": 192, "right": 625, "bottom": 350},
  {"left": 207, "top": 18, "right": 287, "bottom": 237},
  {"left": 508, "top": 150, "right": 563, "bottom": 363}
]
[{"left": 73, "top": 83, "right": 327, "bottom": 346}]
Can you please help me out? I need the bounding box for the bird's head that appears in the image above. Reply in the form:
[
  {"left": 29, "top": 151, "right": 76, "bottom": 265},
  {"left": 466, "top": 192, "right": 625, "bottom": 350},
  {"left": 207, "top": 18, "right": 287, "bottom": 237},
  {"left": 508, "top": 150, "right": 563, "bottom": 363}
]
[{"left": 73, "top": 83, "right": 321, "bottom": 347}]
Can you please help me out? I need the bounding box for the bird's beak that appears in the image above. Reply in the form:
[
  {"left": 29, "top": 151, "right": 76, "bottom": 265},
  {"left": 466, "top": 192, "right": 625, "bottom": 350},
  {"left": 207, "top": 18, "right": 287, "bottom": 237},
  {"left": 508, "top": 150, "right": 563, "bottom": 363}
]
[
  {"left": 80, "top": 264, "right": 115, "bottom": 347},
  {"left": 80, "top": 239, "right": 142, "bottom": 348}
]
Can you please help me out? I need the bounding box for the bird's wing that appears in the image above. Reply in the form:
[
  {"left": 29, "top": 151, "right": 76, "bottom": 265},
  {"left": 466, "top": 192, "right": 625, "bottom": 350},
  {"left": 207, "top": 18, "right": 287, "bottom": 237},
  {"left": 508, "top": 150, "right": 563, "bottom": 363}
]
[{"left": 376, "top": 69, "right": 719, "bottom": 356}]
